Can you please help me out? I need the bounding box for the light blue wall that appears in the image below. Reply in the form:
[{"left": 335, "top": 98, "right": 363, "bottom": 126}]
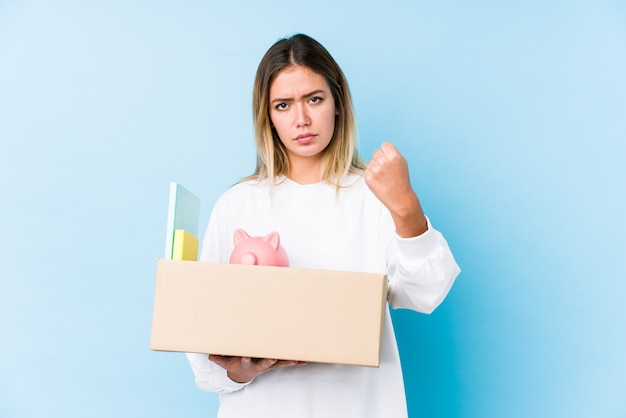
[{"left": 1, "top": 1, "right": 624, "bottom": 417}]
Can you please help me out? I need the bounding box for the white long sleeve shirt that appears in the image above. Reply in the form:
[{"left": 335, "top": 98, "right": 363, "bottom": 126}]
[{"left": 186, "top": 174, "right": 460, "bottom": 418}]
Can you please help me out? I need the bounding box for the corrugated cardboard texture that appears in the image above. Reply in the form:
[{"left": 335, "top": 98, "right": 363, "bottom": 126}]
[{"left": 150, "top": 259, "right": 387, "bottom": 367}]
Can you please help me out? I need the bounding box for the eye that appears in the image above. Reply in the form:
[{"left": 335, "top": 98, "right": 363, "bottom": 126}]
[
  {"left": 275, "top": 103, "right": 288, "bottom": 110},
  {"left": 310, "top": 96, "right": 323, "bottom": 104}
]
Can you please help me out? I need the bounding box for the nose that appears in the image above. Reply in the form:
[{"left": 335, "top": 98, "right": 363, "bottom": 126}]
[{"left": 295, "top": 103, "right": 310, "bottom": 128}]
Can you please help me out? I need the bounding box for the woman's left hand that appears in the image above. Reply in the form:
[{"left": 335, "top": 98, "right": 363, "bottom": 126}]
[{"left": 364, "top": 142, "right": 428, "bottom": 238}]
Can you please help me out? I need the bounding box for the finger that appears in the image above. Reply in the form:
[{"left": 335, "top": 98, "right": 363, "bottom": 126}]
[
  {"left": 380, "top": 142, "right": 398, "bottom": 154},
  {"left": 372, "top": 149, "right": 385, "bottom": 162},
  {"left": 208, "top": 354, "right": 227, "bottom": 364},
  {"left": 210, "top": 355, "right": 242, "bottom": 370},
  {"left": 365, "top": 163, "right": 381, "bottom": 180},
  {"left": 272, "top": 359, "right": 307, "bottom": 369},
  {"left": 262, "top": 358, "right": 278, "bottom": 368}
]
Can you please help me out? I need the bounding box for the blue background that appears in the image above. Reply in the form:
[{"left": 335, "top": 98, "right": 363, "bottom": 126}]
[{"left": 1, "top": 1, "right": 624, "bottom": 417}]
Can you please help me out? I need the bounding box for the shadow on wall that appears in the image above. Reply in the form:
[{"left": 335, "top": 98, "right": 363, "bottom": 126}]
[{"left": 392, "top": 305, "right": 461, "bottom": 418}]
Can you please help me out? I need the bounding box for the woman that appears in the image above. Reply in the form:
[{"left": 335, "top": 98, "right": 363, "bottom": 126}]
[{"left": 186, "top": 33, "right": 460, "bottom": 418}]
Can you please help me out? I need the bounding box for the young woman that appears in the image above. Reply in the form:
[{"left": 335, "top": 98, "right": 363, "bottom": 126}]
[{"left": 186, "top": 33, "right": 460, "bottom": 418}]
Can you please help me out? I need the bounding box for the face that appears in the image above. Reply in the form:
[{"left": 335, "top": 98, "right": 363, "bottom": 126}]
[{"left": 269, "top": 65, "right": 337, "bottom": 169}]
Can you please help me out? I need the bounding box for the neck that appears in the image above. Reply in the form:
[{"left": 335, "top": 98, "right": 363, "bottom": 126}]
[{"left": 287, "top": 157, "right": 322, "bottom": 185}]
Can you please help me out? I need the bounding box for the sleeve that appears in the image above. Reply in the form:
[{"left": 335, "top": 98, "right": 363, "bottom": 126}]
[
  {"left": 185, "top": 195, "right": 253, "bottom": 394},
  {"left": 386, "top": 216, "right": 461, "bottom": 314},
  {"left": 186, "top": 353, "right": 251, "bottom": 394}
]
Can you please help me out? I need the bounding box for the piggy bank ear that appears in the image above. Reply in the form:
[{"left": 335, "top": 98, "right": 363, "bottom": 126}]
[
  {"left": 233, "top": 228, "right": 250, "bottom": 245},
  {"left": 264, "top": 231, "right": 281, "bottom": 250}
]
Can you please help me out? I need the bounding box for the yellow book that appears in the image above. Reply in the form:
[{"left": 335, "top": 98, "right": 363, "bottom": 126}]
[{"left": 172, "top": 229, "right": 199, "bottom": 261}]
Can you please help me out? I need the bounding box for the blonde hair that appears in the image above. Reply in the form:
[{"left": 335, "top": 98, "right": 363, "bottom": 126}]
[{"left": 248, "top": 34, "right": 366, "bottom": 188}]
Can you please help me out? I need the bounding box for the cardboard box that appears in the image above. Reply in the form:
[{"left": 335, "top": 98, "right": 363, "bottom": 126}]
[{"left": 150, "top": 259, "right": 388, "bottom": 367}]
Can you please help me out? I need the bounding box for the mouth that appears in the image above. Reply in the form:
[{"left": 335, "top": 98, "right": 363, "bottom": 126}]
[{"left": 294, "top": 133, "right": 317, "bottom": 143}]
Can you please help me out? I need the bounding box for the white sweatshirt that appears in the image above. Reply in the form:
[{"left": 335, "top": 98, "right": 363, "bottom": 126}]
[{"left": 186, "top": 174, "right": 460, "bottom": 418}]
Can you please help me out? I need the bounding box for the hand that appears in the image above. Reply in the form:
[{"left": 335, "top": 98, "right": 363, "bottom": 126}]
[
  {"left": 364, "top": 142, "right": 428, "bottom": 237},
  {"left": 208, "top": 355, "right": 307, "bottom": 383}
]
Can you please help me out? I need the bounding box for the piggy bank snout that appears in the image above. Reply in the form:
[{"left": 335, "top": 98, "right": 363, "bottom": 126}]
[{"left": 239, "top": 253, "right": 258, "bottom": 265}]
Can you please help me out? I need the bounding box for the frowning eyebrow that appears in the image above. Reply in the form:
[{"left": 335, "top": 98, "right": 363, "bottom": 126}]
[{"left": 270, "top": 89, "right": 327, "bottom": 104}]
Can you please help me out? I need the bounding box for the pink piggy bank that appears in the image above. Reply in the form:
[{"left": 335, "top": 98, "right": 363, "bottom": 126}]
[{"left": 229, "top": 228, "right": 289, "bottom": 267}]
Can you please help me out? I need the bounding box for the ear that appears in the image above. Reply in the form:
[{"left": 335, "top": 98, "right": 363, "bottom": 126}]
[
  {"left": 264, "top": 231, "right": 281, "bottom": 250},
  {"left": 233, "top": 228, "right": 250, "bottom": 245}
]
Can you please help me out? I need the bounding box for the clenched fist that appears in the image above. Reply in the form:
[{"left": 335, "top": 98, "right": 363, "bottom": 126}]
[{"left": 364, "top": 142, "right": 428, "bottom": 238}]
